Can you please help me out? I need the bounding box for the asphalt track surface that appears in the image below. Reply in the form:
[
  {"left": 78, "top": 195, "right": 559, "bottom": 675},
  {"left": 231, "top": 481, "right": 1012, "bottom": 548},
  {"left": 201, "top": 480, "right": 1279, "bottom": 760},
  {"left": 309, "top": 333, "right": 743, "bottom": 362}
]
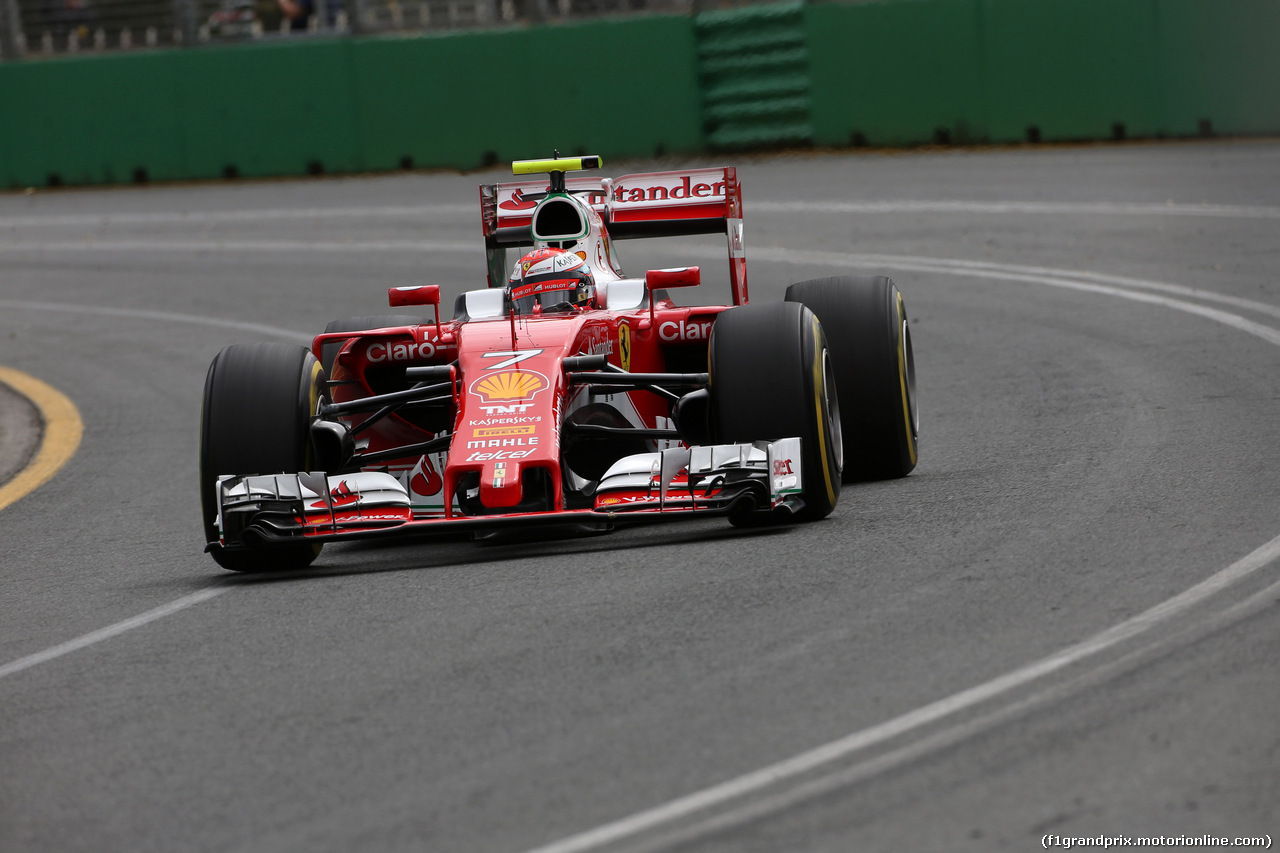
[{"left": 2, "top": 141, "right": 1278, "bottom": 853}]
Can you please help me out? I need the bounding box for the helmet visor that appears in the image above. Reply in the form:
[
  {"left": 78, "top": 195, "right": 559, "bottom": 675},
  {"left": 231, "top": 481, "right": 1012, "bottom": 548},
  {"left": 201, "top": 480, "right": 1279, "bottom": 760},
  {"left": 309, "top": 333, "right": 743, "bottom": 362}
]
[{"left": 510, "top": 277, "right": 584, "bottom": 314}]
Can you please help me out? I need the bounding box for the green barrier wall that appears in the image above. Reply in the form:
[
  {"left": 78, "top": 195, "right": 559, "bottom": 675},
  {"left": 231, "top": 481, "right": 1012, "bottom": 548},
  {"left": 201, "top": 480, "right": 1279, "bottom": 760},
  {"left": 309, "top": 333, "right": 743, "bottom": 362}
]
[
  {"left": 177, "top": 39, "right": 364, "bottom": 181},
  {"left": 1, "top": 50, "right": 190, "bottom": 185},
  {"left": 0, "top": 16, "right": 703, "bottom": 187},
  {"left": 806, "top": 0, "right": 1280, "bottom": 147},
  {"left": 1, "top": 1, "right": 1278, "bottom": 188},
  {"left": 350, "top": 21, "right": 704, "bottom": 174},
  {"left": 1155, "top": 0, "right": 1280, "bottom": 137},
  {"left": 805, "top": 0, "right": 985, "bottom": 147}
]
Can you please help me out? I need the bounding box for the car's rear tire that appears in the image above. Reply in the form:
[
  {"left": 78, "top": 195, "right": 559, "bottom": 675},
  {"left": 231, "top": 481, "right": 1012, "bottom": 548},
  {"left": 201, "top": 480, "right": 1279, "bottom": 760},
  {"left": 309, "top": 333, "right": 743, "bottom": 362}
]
[
  {"left": 708, "top": 301, "right": 842, "bottom": 521},
  {"left": 200, "top": 342, "right": 325, "bottom": 572},
  {"left": 786, "top": 275, "right": 918, "bottom": 481},
  {"left": 320, "top": 315, "right": 427, "bottom": 376}
]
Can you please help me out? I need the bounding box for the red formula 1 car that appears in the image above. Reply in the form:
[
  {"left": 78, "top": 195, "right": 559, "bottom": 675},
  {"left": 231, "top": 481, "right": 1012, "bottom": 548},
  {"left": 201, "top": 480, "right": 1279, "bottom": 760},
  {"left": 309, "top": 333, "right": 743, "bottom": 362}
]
[{"left": 200, "top": 155, "right": 918, "bottom": 572}]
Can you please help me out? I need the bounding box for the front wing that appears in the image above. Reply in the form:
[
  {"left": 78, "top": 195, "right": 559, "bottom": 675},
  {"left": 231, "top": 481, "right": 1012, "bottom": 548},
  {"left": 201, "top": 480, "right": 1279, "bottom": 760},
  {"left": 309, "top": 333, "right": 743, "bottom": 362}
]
[{"left": 212, "top": 438, "right": 803, "bottom": 551}]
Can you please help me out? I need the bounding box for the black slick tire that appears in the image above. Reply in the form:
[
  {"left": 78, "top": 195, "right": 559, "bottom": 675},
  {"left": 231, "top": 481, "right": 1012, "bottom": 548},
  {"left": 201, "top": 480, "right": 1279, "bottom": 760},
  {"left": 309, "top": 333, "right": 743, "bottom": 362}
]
[
  {"left": 785, "top": 275, "right": 918, "bottom": 481},
  {"left": 708, "top": 301, "right": 842, "bottom": 521},
  {"left": 200, "top": 342, "right": 325, "bottom": 572}
]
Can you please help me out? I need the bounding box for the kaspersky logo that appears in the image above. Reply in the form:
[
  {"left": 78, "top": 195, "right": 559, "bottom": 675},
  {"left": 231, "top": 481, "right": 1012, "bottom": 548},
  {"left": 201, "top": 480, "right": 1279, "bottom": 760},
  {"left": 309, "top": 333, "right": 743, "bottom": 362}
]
[{"left": 470, "top": 370, "right": 548, "bottom": 415}]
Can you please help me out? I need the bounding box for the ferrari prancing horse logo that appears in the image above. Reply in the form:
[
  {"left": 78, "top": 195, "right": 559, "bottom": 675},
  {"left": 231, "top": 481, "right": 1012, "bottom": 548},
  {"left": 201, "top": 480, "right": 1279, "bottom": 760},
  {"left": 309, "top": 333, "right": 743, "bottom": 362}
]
[{"left": 618, "top": 324, "right": 632, "bottom": 372}]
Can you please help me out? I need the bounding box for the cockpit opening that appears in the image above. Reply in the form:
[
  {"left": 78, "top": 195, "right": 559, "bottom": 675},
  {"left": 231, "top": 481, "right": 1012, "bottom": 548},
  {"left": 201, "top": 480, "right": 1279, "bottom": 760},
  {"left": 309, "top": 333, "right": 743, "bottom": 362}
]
[{"left": 532, "top": 197, "right": 587, "bottom": 242}]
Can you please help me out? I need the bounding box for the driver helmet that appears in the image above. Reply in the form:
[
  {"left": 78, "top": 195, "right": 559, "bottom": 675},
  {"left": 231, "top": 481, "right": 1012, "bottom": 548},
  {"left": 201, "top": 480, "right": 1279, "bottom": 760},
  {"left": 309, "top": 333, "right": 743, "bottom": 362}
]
[{"left": 507, "top": 247, "right": 596, "bottom": 314}]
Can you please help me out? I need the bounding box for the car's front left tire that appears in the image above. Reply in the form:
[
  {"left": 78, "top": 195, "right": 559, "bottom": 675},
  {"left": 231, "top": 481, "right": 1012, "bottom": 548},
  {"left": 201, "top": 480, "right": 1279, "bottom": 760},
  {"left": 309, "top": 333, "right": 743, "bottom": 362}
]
[{"left": 708, "top": 301, "right": 842, "bottom": 521}]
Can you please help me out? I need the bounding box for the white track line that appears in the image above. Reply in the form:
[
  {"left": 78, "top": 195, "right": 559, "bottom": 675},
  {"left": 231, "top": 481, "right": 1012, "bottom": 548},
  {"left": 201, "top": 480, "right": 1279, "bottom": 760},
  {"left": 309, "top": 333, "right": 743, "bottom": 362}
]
[
  {"left": 751, "top": 248, "right": 1280, "bottom": 331},
  {"left": 0, "top": 304, "right": 312, "bottom": 683},
  {"left": 788, "top": 251, "right": 1280, "bottom": 321},
  {"left": 0, "top": 588, "right": 228, "bottom": 680},
  {"left": 753, "top": 199, "right": 1280, "bottom": 219},
  {"left": 0, "top": 200, "right": 1275, "bottom": 229},
  {"left": 0, "top": 300, "right": 312, "bottom": 343},
  {"left": 0, "top": 239, "right": 474, "bottom": 254},
  {"left": 585, "top": 570, "right": 1280, "bottom": 853},
  {"left": 0, "top": 204, "right": 474, "bottom": 228},
  {"left": 519, "top": 532, "right": 1280, "bottom": 853}
]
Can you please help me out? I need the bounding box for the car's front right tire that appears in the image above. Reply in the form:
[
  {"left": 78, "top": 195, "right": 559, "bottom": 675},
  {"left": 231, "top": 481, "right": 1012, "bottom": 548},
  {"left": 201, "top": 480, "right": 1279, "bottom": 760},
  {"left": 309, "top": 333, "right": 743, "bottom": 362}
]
[{"left": 200, "top": 342, "right": 325, "bottom": 572}]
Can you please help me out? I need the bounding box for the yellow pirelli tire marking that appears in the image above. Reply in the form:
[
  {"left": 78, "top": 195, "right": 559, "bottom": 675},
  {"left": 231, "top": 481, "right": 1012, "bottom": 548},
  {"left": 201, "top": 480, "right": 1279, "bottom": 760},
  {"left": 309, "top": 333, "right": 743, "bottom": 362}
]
[
  {"left": 303, "top": 357, "right": 325, "bottom": 558},
  {"left": 303, "top": 357, "right": 324, "bottom": 470},
  {"left": 895, "top": 292, "right": 918, "bottom": 467},
  {"left": 811, "top": 315, "right": 837, "bottom": 507},
  {"left": 0, "top": 366, "right": 84, "bottom": 513}
]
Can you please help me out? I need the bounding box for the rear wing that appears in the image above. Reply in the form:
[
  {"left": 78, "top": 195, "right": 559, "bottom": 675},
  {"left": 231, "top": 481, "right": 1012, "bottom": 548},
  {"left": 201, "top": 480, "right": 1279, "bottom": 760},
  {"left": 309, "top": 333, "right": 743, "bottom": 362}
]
[{"left": 480, "top": 166, "right": 747, "bottom": 305}]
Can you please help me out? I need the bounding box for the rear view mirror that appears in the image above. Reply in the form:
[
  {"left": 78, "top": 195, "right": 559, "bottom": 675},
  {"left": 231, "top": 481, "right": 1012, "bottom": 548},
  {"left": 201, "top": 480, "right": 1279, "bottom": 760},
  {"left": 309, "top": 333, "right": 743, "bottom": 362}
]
[
  {"left": 645, "top": 267, "right": 700, "bottom": 289},
  {"left": 602, "top": 280, "right": 647, "bottom": 311},
  {"left": 458, "top": 289, "right": 507, "bottom": 320},
  {"left": 389, "top": 285, "right": 441, "bottom": 308}
]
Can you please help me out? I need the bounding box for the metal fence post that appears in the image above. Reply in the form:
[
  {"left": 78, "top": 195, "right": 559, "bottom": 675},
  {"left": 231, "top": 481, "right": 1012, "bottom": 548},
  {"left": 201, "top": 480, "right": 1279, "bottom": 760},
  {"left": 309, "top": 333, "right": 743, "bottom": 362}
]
[
  {"left": 172, "top": 0, "right": 197, "bottom": 45},
  {"left": 345, "top": 0, "right": 363, "bottom": 34},
  {"left": 1, "top": 0, "right": 23, "bottom": 60}
]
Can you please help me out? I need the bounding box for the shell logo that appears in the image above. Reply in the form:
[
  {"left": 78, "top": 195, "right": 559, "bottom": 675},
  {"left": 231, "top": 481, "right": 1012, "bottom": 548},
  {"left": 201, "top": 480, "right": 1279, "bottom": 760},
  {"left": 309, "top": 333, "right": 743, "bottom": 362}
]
[{"left": 471, "top": 370, "right": 548, "bottom": 402}]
